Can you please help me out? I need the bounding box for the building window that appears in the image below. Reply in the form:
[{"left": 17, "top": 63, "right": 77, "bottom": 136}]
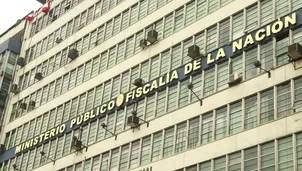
[
  {"left": 229, "top": 101, "right": 242, "bottom": 135},
  {"left": 188, "top": 117, "right": 199, "bottom": 149},
  {"left": 130, "top": 141, "right": 140, "bottom": 169},
  {"left": 200, "top": 160, "right": 211, "bottom": 171},
  {"left": 260, "top": 89, "right": 274, "bottom": 124},
  {"left": 152, "top": 132, "right": 162, "bottom": 161},
  {"left": 214, "top": 157, "right": 226, "bottom": 171},
  {"left": 215, "top": 106, "right": 227, "bottom": 140},
  {"left": 140, "top": 136, "right": 151, "bottom": 165},
  {"left": 245, "top": 95, "right": 258, "bottom": 130},
  {"left": 244, "top": 146, "right": 258, "bottom": 171},
  {"left": 175, "top": 122, "right": 187, "bottom": 153},
  {"left": 201, "top": 112, "right": 213, "bottom": 144},
  {"left": 119, "top": 145, "right": 129, "bottom": 171},
  {"left": 100, "top": 152, "right": 109, "bottom": 171},
  {"left": 277, "top": 82, "right": 291, "bottom": 118},
  {"left": 228, "top": 152, "right": 241, "bottom": 171},
  {"left": 261, "top": 141, "right": 275, "bottom": 170},
  {"left": 294, "top": 77, "right": 302, "bottom": 113},
  {"left": 278, "top": 136, "right": 293, "bottom": 171},
  {"left": 110, "top": 148, "right": 119, "bottom": 171},
  {"left": 163, "top": 127, "right": 174, "bottom": 158}
]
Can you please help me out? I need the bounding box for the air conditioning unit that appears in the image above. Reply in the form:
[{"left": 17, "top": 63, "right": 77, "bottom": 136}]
[
  {"left": 68, "top": 49, "right": 79, "bottom": 60},
  {"left": 146, "top": 30, "right": 158, "bottom": 44},
  {"left": 29, "top": 101, "right": 36, "bottom": 109},
  {"left": 17, "top": 57, "right": 26, "bottom": 67},
  {"left": 133, "top": 78, "right": 145, "bottom": 87},
  {"left": 65, "top": 2, "right": 71, "bottom": 11},
  {"left": 55, "top": 37, "right": 63, "bottom": 44},
  {"left": 52, "top": 15, "right": 58, "bottom": 22},
  {"left": 127, "top": 115, "right": 139, "bottom": 128},
  {"left": 228, "top": 73, "right": 242, "bottom": 86},
  {"left": 187, "top": 45, "right": 201, "bottom": 59},
  {"left": 139, "top": 39, "right": 148, "bottom": 49},
  {"left": 71, "top": 136, "right": 83, "bottom": 151},
  {"left": 0, "top": 144, "right": 5, "bottom": 153},
  {"left": 19, "top": 102, "right": 27, "bottom": 110},
  {"left": 34, "top": 72, "right": 43, "bottom": 80},
  {"left": 288, "top": 43, "right": 302, "bottom": 60},
  {"left": 10, "top": 84, "right": 19, "bottom": 94}
]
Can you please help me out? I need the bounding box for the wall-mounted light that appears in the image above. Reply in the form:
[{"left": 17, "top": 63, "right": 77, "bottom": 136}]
[
  {"left": 253, "top": 60, "right": 271, "bottom": 78},
  {"left": 40, "top": 151, "right": 55, "bottom": 165},
  {"left": 12, "top": 164, "right": 21, "bottom": 171},
  {"left": 187, "top": 83, "right": 203, "bottom": 106},
  {"left": 101, "top": 123, "right": 117, "bottom": 140}
]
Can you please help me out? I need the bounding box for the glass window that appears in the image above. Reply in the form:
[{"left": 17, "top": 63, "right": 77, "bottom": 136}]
[
  {"left": 244, "top": 146, "right": 258, "bottom": 171},
  {"left": 277, "top": 82, "right": 291, "bottom": 118},
  {"left": 294, "top": 77, "right": 302, "bottom": 113},
  {"left": 200, "top": 160, "right": 211, "bottom": 171},
  {"left": 245, "top": 48, "right": 258, "bottom": 79},
  {"left": 203, "top": 68, "right": 215, "bottom": 97},
  {"left": 219, "top": 19, "right": 230, "bottom": 47},
  {"left": 278, "top": 136, "right": 293, "bottom": 171},
  {"left": 140, "top": 136, "right": 151, "bottom": 165},
  {"left": 228, "top": 152, "right": 241, "bottom": 171},
  {"left": 260, "top": 0, "right": 273, "bottom": 26},
  {"left": 110, "top": 148, "right": 119, "bottom": 171},
  {"left": 260, "top": 89, "right": 274, "bottom": 124},
  {"left": 164, "top": 13, "right": 173, "bottom": 38},
  {"left": 206, "top": 26, "right": 217, "bottom": 52},
  {"left": 201, "top": 112, "right": 213, "bottom": 144},
  {"left": 175, "top": 122, "right": 187, "bottom": 153},
  {"left": 217, "top": 62, "right": 229, "bottom": 91},
  {"left": 130, "top": 141, "right": 140, "bottom": 169},
  {"left": 261, "top": 141, "right": 275, "bottom": 170},
  {"left": 276, "top": 35, "right": 289, "bottom": 66},
  {"left": 215, "top": 106, "right": 227, "bottom": 140},
  {"left": 260, "top": 41, "right": 273, "bottom": 72},
  {"left": 163, "top": 127, "right": 174, "bottom": 158},
  {"left": 245, "top": 95, "right": 258, "bottom": 129},
  {"left": 119, "top": 145, "right": 129, "bottom": 171},
  {"left": 188, "top": 117, "right": 199, "bottom": 149},
  {"left": 100, "top": 152, "right": 109, "bottom": 171},
  {"left": 214, "top": 157, "right": 226, "bottom": 171},
  {"left": 229, "top": 101, "right": 242, "bottom": 135},
  {"left": 174, "top": 7, "right": 184, "bottom": 32},
  {"left": 245, "top": 4, "right": 258, "bottom": 32},
  {"left": 130, "top": 4, "right": 138, "bottom": 25},
  {"left": 232, "top": 12, "right": 244, "bottom": 40}
]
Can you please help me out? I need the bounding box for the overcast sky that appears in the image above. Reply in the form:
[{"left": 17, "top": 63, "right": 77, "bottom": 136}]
[{"left": 0, "top": 0, "right": 42, "bottom": 35}]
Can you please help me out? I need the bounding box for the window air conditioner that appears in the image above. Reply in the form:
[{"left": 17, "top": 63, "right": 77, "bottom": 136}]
[
  {"left": 228, "top": 73, "right": 242, "bottom": 86},
  {"left": 288, "top": 43, "right": 302, "bottom": 60}
]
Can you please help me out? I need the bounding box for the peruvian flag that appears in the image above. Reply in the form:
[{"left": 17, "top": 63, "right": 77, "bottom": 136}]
[
  {"left": 41, "top": 0, "right": 52, "bottom": 13},
  {"left": 25, "top": 13, "right": 35, "bottom": 22}
]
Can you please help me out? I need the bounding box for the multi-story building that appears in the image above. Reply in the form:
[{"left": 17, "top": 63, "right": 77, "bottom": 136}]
[
  {"left": 0, "top": 20, "right": 24, "bottom": 128},
  {"left": 1, "top": 0, "right": 302, "bottom": 170}
]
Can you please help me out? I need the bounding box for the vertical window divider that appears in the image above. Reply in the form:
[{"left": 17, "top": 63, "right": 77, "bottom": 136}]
[
  {"left": 127, "top": 141, "right": 133, "bottom": 169},
  {"left": 226, "top": 103, "right": 230, "bottom": 136},
  {"left": 198, "top": 114, "right": 202, "bottom": 145},
  {"left": 293, "top": 133, "right": 298, "bottom": 171},
  {"left": 290, "top": 79, "right": 295, "bottom": 112},
  {"left": 241, "top": 98, "right": 245, "bottom": 132},
  {"left": 273, "top": 86, "right": 278, "bottom": 120},
  {"left": 274, "top": 139, "right": 279, "bottom": 171},
  {"left": 212, "top": 110, "right": 217, "bottom": 141},
  {"left": 241, "top": 149, "right": 245, "bottom": 170}
]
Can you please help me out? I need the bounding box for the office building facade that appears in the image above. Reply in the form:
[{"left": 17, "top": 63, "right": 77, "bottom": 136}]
[
  {"left": 0, "top": 23, "right": 23, "bottom": 131},
  {"left": 1, "top": 0, "right": 302, "bottom": 170}
]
